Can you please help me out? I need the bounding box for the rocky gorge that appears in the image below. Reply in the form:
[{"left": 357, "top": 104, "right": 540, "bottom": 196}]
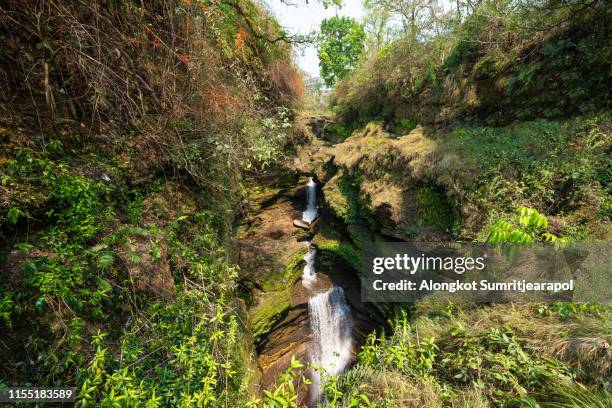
[
  {"left": 236, "top": 102, "right": 612, "bottom": 404},
  {"left": 235, "top": 119, "right": 386, "bottom": 404}
]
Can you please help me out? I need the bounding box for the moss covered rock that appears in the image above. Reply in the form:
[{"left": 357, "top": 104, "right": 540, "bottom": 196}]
[
  {"left": 318, "top": 123, "right": 462, "bottom": 241},
  {"left": 248, "top": 289, "right": 292, "bottom": 344}
]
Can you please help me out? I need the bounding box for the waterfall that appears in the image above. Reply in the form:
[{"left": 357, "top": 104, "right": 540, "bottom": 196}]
[
  {"left": 302, "top": 244, "right": 317, "bottom": 289},
  {"left": 298, "top": 177, "right": 353, "bottom": 404},
  {"left": 301, "top": 177, "right": 318, "bottom": 290},
  {"left": 308, "top": 287, "right": 353, "bottom": 403},
  {"left": 302, "top": 177, "right": 318, "bottom": 224}
]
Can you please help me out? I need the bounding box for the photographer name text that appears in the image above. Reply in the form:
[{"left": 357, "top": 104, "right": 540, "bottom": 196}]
[{"left": 372, "top": 279, "right": 574, "bottom": 293}]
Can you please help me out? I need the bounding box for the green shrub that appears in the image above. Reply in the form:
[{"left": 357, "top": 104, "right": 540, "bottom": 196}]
[{"left": 487, "top": 207, "right": 564, "bottom": 244}]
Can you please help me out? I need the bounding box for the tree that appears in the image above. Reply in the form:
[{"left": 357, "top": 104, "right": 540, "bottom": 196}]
[
  {"left": 280, "top": 0, "right": 343, "bottom": 6},
  {"left": 376, "top": 0, "right": 444, "bottom": 42},
  {"left": 318, "top": 16, "right": 365, "bottom": 87},
  {"left": 363, "top": 0, "right": 397, "bottom": 54}
]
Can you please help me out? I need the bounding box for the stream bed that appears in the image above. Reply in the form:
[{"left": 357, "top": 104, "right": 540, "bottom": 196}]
[
  {"left": 300, "top": 178, "right": 353, "bottom": 403},
  {"left": 236, "top": 173, "right": 383, "bottom": 406}
]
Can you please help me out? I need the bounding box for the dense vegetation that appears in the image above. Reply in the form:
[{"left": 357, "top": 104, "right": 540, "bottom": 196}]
[
  {"left": 0, "top": 0, "right": 303, "bottom": 405},
  {"left": 307, "top": 0, "right": 611, "bottom": 407},
  {"left": 319, "top": 115, "right": 610, "bottom": 243},
  {"left": 325, "top": 302, "right": 611, "bottom": 407},
  {"left": 315, "top": 0, "right": 611, "bottom": 243},
  {"left": 333, "top": 0, "right": 610, "bottom": 127}
]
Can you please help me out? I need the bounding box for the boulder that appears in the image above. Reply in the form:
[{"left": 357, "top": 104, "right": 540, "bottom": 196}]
[{"left": 293, "top": 219, "right": 310, "bottom": 230}]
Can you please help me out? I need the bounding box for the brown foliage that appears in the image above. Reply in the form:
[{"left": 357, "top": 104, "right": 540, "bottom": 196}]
[
  {"left": 0, "top": 0, "right": 301, "bottom": 189},
  {"left": 266, "top": 60, "right": 304, "bottom": 108}
]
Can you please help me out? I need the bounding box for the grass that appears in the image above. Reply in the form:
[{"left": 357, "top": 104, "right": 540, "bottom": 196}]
[
  {"left": 442, "top": 116, "right": 611, "bottom": 240},
  {"left": 322, "top": 302, "right": 611, "bottom": 407}
]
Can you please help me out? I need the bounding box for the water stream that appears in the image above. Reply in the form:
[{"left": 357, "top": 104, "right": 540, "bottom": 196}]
[
  {"left": 302, "top": 177, "right": 318, "bottom": 224},
  {"left": 307, "top": 287, "right": 353, "bottom": 403},
  {"left": 302, "top": 244, "right": 317, "bottom": 290},
  {"left": 300, "top": 177, "right": 353, "bottom": 404}
]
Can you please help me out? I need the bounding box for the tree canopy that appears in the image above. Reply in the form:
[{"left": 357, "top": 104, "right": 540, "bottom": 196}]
[{"left": 318, "top": 16, "right": 365, "bottom": 87}]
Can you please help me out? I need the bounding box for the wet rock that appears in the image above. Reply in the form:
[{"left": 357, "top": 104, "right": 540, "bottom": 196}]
[
  {"left": 256, "top": 304, "right": 310, "bottom": 386},
  {"left": 293, "top": 219, "right": 310, "bottom": 230},
  {"left": 308, "top": 216, "right": 320, "bottom": 232},
  {"left": 307, "top": 116, "right": 333, "bottom": 139},
  {"left": 237, "top": 197, "right": 306, "bottom": 292},
  {"left": 256, "top": 304, "right": 311, "bottom": 406}
]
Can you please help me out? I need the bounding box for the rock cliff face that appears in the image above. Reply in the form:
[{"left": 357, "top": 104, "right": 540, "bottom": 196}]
[
  {"left": 310, "top": 123, "right": 463, "bottom": 243},
  {"left": 233, "top": 171, "right": 309, "bottom": 387}
]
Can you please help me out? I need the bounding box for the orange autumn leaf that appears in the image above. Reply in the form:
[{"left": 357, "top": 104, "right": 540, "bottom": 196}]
[{"left": 235, "top": 27, "right": 248, "bottom": 55}]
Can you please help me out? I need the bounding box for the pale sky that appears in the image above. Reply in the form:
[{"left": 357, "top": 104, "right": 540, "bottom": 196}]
[{"left": 265, "top": 0, "right": 365, "bottom": 78}]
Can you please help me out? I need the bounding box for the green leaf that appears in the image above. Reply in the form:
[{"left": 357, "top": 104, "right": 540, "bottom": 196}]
[
  {"left": 35, "top": 296, "right": 46, "bottom": 308},
  {"left": 98, "top": 252, "right": 115, "bottom": 270},
  {"left": 7, "top": 207, "right": 22, "bottom": 224},
  {"left": 95, "top": 277, "right": 113, "bottom": 293}
]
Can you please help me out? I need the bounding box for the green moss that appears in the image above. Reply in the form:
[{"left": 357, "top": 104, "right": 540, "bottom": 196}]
[
  {"left": 260, "top": 248, "right": 306, "bottom": 292},
  {"left": 247, "top": 185, "right": 283, "bottom": 205},
  {"left": 415, "top": 185, "right": 458, "bottom": 232},
  {"left": 248, "top": 249, "right": 307, "bottom": 342},
  {"left": 326, "top": 122, "right": 353, "bottom": 142},
  {"left": 235, "top": 304, "right": 262, "bottom": 396},
  {"left": 248, "top": 290, "right": 291, "bottom": 344},
  {"left": 291, "top": 228, "right": 312, "bottom": 241},
  {"left": 324, "top": 171, "right": 380, "bottom": 245},
  {"left": 315, "top": 237, "right": 361, "bottom": 272},
  {"left": 324, "top": 175, "right": 350, "bottom": 221},
  {"left": 392, "top": 118, "right": 417, "bottom": 135}
]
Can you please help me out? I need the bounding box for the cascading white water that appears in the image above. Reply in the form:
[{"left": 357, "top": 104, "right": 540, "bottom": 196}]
[
  {"left": 301, "top": 177, "right": 318, "bottom": 290},
  {"left": 302, "top": 177, "right": 318, "bottom": 224},
  {"left": 298, "top": 177, "right": 353, "bottom": 404},
  {"left": 308, "top": 287, "right": 353, "bottom": 403},
  {"left": 302, "top": 243, "right": 317, "bottom": 289}
]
